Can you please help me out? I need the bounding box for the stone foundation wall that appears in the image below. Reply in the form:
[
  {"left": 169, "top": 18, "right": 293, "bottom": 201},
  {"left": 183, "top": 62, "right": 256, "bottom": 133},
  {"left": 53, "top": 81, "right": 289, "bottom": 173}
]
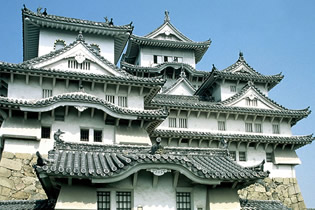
[
  {"left": 0, "top": 152, "right": 47, "bottom": 200},
  {"left": 238, "top": 177, "right": 306, "bottom": 210}
]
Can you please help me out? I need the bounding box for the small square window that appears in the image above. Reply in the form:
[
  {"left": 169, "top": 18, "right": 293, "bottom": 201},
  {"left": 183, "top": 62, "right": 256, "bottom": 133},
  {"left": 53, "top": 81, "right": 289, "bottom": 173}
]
[
  {"left": 42, "top": 89, "right": 52, "bottom": 98},
  {"left": 153, "top": 55, "right": 158, "bottom": 64},
  {"left": 176, "top": 192, "right": 191, "bottom": 210},
  {"left": 230, "top": 85, "right": 236, "bottom": 92},
  {"left": 239, "top": 151, "right": 246, "bottom": 161},
  {"left": 178, "top": 118, "right": 187, "bottom": 128},
  {"left": 118, "top": 96, "right": 127, "bottom": 107},
  {"left": 272, "top": 124, "right": 280, "bottom": 134},
  {"left": 94, "top": 130, "right": 102, "bottom": 142},
  {"left": 80, "top": 129, "right": 89, "bottom": 142},
  {"left": 245, "top": 123, "right": 253, "bottom": 132},
  {"left": 266, "top": 152, "right": 273, "bottom": 162},
  {"left": 169, "top": 118, "right": 177, "bottom": 128},
  {"left": 218, "top": 121, "right": 226, "bottom": 131},
  {"left": 41, "top": 126, "right": 51, "bottom": 139},
  {"left": 230, "top": 151, "right": 236, "bottom": 161},
  {"left": 97, "top": 191, "right": 110, "bottom": 210},
  {"left": 255, "top": 123, "right": 262, "bottom": 133},
  {"left": 116, "top": 192, "right": 131, "bottom": 210},
  {"left": 105, "top": 95, "right": 115, "bottom": 104}
]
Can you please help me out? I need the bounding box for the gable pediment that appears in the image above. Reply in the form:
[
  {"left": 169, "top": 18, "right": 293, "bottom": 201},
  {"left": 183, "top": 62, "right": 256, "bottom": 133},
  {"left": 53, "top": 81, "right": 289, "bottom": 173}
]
[
  {"left": 230, "top": 64, "right": 254, "bottom": 75},
  {"left": 164, "top": 78, "right": 195, "bottom": 96},
  {"left": 146, "top": 22, "right": 191, "bottom": 42},
  {"left": 31, "top": 42, "right": 124, "bottom": 77}
]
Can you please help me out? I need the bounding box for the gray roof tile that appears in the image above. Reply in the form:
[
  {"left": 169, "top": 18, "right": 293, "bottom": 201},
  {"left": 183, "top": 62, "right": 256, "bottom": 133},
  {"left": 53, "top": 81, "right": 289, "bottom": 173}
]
[
  {"left": 240, "top": 199, "right": 291, "bottom": 210},
  {"left": 0, "top": 199, "right": 55, "bottom": 210}
]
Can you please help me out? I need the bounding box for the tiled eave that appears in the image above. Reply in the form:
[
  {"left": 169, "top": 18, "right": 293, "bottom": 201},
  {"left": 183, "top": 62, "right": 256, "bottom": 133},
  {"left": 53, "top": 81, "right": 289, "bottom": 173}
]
[
  {"left": 22, "top": 8, "right": 133, "bottom": 63},
  {"left": 34, "top": 140, "right": 268, "bottom": 183},
  {"left": 121, "top": 61, "right": 209, "bottom": 76},
  {"left": 0, "top": 93, "right": 168, "bottom": 120},
  {"left": 129, "top": 35, "right": 211, "bottom": 64},
  {"left": 150, "top": 97, "right": 310, "bottom": 124},
  {"left": 240, "top": 199, "right": 291, "bottom": 210},
  {"left": 151, "top": 129, "right": 314, "bottom": 146}
]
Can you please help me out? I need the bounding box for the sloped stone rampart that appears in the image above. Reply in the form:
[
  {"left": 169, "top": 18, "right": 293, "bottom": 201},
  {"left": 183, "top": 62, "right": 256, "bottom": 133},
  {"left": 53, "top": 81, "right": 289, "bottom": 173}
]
[
  {"left": 0, "top": 152, "right": 47, "bottom": 200},
  {"left": 238, "top": 177, "right": 306, "bottom": 210}
]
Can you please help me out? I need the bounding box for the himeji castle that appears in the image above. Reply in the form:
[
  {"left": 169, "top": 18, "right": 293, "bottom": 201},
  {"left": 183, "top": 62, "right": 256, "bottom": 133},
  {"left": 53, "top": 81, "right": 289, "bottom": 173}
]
[{"left": 0, "top": 7, "right": 312, "bottom": 210}]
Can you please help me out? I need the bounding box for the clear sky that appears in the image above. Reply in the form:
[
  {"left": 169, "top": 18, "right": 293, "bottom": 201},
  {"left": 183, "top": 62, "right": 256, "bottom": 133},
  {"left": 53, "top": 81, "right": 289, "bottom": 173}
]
[{"left": 0, "top": 0, "right": 314, "bottom": 207}]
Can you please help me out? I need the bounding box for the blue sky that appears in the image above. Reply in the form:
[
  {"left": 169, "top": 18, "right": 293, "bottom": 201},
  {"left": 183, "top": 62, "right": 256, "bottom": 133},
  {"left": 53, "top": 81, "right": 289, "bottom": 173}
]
[{"left": 0, "top": 0, "right": 314, "bottom": 207}]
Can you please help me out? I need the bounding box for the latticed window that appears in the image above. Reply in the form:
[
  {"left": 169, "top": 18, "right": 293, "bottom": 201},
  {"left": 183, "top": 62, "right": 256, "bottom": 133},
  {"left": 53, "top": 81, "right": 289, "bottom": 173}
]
[
  {"left": 42, "top": 89, "right": 52, "bottom": 98},
  {"left": 255, "top": 123, "right": 262, "bottom": 133},
  {"left": 218, "top": 121, "right": 226, "bottom": 131},
  {"left": 178, "top": 118, "right": 187, "bottom": 128},
  {"left": 97, "top": 192, "right": 110, "bottom": 210},
  {"left": 176, "top": 192, "right": 191, "bottom": 210},
  {"left": 252, "top": 99, "right": 258, "bottom": 106},
  {"left": 94, "top": 130, "right": 102, "bottom": 142},
  {"left": 118, "top": 96, "right": 127, "bottom": 107},
  {"left": 41, "top": 126, "right": 51, "bottom": 139},
  {"left": 272, "top": 124, "right": 280, "bottom": 134},
  {"left": 266, "top": 152, "right": 273, "bottom": 162},
  {"left": 106, "top": 95, "right": 115, "bottom": 104},
  {"left": 116, "top": 192, "right": 131, "bottom": 210},
  {"left": 80, "top": 129, "right": 89, "bottom": 141},
  {"left": 230, "top": 85, "right": 236, "bottom": 92},
  {"left": 68, "top": 60, "right": 90, "bottom": 70},
  {"left": 230, "top": 151, "right": 236, "bottom": 161},
  {"left": 239, "top": 151, "right": 246, "bottom": 161},
  {"left": 169, "top": 118, "right": 177, "bottom": 128},
  {"left": 245, "top": 123, "right": 253, "bottom": 132}
]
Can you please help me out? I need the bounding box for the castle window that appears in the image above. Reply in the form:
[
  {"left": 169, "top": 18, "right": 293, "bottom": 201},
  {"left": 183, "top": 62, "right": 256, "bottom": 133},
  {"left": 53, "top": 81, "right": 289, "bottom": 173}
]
[
  {"left": 266, "top": 152, "right": 273, "bottom": 162},
  {"left": 245, "top": 123, "right": 253, "bottom": 132},
  {"left": 164, "top": 56, "right": 169, "bottom": 62},
  {"left": 80, "top": 129, "right": 89, "bottom": 141},
  {"left": 255, "top": 123, "right": 262, "bottom": 133},
  {"left": 68, "top": 60, "right": 90, "bottom": 70},
  {"left": 239, "top": 151, "right": 246, "bottom": 161},
  {"left": 94, "top": 130, "right": 102, "bottom": 142},
  {"left": 105, "top": 95, "right": 115, "bottom": 104},
  {"left": 230, "top": 85, "right": 236, "bottom": 92},
  {"left": 41, "top": 126, "right": 51, "bottom": 139},
  {"left": 97, "top": 191, "right": 110, "bottom": 210},
  {"left": 116, "top": 192, "right": 131, "bottom": 210},
  {"left": 218, "top": 121, "right": 226, "bottom": 131},
  {"left": 42, "top": 89, "right": 52, "bottom": 98},
  {"left": 272, "top": 124, "right": 280, "bottom": 134},
  {"left": 169, "top": 118, "right": 177, "bottom": 128},
  {"left": 230, "top": 151, "right": 236, "bottom": 161},
  {"left": 176, "top": 192, "right": 191, "bottom": 210},
  {"left": 54, "top": 39, "right": 66, "bottom": 50},
  {"left": 178, "top": 118, "right": 187, "bottom": 128},
  {"left": 246, "top": 98, "right": 258, "bottom": 106},
  {"left": 173, "top": 56, "right": 183, "bottom": 63},
  {"left": 153, "top": 55, "right": 162, "bottom": 64},
  {"left": 118, "top": 96, "right": 127, "bottom": 107}
]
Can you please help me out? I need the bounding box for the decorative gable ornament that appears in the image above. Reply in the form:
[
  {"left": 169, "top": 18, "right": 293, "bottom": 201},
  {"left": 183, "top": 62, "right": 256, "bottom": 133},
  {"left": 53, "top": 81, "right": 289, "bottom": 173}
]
[
  {"left": 75, "top": 106, "right": 88, "bottom": 112},
  {"left": 75, "top": 53, "right": 86, "bottom": 64},
  {"left": 147, "top": 169, "right": 171, "bottom": 176}
]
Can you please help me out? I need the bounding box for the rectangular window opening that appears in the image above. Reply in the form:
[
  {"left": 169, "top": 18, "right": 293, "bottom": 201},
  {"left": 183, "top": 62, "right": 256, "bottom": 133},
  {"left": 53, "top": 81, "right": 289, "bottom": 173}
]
[
  {"left": 245, "top": 123, "right": 253, "bottom": 132},
  {"left": 105, "top": 95, "right": 115, "bottom": 104},
  {"left": 239, "top": 151, "right": 246, "bottom": 161},
  {"left": 42, "top": 89, "right": 52, "bottom": 98},
  {"left": 176, "top": 192, "right": 191, "bottom": 210},
  {"left": 118, "top": 96, "right": 127, "bottom": 107},
  {"left": 169, "top": 117, "right": 177, "bottom": 128},
  {"left": 97, "top": 191, "right": 110, "bottom": 210},
  {"left": 116, "top": 191, "right": 131, "bottom": 210},
  {"left": 229, "top": 151, "right": 236, "bottom": 161},
  {"left": 230, "top": 85, "right": 236, "bottom": 92},
  {"left": 272, "top": 124, "right": 280, "bottom": 134},
  {"left": 41, "top": 126, "right": 51, "bottom": 139},
  {"left": 80, "top": 129, "right": 89, "bottom": 142},
  {"left": 255, "top": 123, "right": 262, "bottom": 133},
  {"left": 178, "top": 118, "right": 187, "bottom": 128},
  {"left": 218, "top": 121, "right": 226, "bottom": 131},
  {"left": 266, "top": 152, "right": 273, "bottom": 163},
  {"left": 94, "top": 130, "right": 102, "bottom": 142}
]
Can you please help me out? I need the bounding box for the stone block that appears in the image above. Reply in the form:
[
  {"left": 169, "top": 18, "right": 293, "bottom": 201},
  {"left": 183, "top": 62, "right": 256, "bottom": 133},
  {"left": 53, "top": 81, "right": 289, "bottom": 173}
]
[
  {"left": 283, "top": 178, "right": 289, "bottom": 185},
  {"left": 24, "top": 185, "right": 37, "bottom": 193},
  {"left": 284, "top": 198, "right": 291, "bottom": 206},
  {"left": 15, "top": 182, "right": 25, "bottom": 191},
  {"left": 255, "top": 185, "right": 266, "bottom": 192},
  {"left": 12, "top": 191, "right": 29, "bottom": 199},
  {"left": 2, "top": 152, "right": 14, "bottom": 159},
  {"left": 0, "top": 177, "right": 15, "bottom": 189},
  {"left": 22, "top": 177, "right": 37, "bottom": 185},
  {"left": 12, "top": 172, "right": 23, "bottom": 177},
  {"left": 294, "top": 184, "right": 300, "bottom": 193},
  {"left": 0, "top": 195, "right": 9, "bottom": 200},
  {"left": 297, "top": 194, "right": 304, "bottom": 202},
  {"left": 0, "top": 186, "right": 11, "bottom": 196},
  {"left": 15, "top": 153, "right": 33, "bottom": 160},
  {"left": 291, "top": 203, "right": 299, "bottom": 210},
  {"left": 298, "top": 202, "right": 306, "bottom": 210},
  {"left": 0, "top": 167, "right": 11, "bottom": 177},
  {"left": 288, "top": 186, "right": 296, "bottom": 195},
  {"left": 29, "top": 193, "right": 47, "bottom": 200},
  {"left": 0, "top": 158, "right": 22, "bottom": 171},
  {"left": 274, "top": 178, "right": 283, "bottom": 184},
  {"left": 264, "top": 178, "right": 272, "bottom": 184}
]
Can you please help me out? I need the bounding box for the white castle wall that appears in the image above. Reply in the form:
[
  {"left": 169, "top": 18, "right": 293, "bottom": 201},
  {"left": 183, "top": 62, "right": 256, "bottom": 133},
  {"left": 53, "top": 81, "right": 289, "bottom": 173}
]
[{"left": 38, "top": 28, "right": 115, "bottom": 64}]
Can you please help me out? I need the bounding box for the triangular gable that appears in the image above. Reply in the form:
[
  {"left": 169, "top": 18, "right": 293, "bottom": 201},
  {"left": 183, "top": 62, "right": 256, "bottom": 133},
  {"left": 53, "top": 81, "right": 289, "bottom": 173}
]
[
  {"left": 221, "top": 82, "right": 287, "bottom": 110},
  {"left": 145, "top": 12, "right": 192, "bottom": 42},
  {"left": 163, "top": 73, "right": 196, "bottom": 96},
  {"left": 22, "top": 38, "right": 126, "bottom": 77}
]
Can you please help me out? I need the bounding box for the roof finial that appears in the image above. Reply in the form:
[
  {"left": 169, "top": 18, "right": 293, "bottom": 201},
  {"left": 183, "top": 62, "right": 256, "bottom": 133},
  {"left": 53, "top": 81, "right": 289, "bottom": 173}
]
[
  {"left": 104, "top": 17, "right": 109, "bottom": 24},
  {"left": 239, "top": 51, "right": 244, "bottom": 61},
  {"left": 77, "top": 31, "right": 84, "bottom": 41},
  {"left": 212, "top": 64, "right": 217, "bottom": 71},
  {"left": 164, "top": 10, "right": 170, "bottom": 22},
  {"left": 180, "top": 69, "right": 186, "bottom": 78},
  {"left": 43, "top": 8, "right": 47, "bottom": 16},
  {"left": 109, "top": 18, "right": 114, "bottom": 26},
  {"left": 37, "top": 7, "right": 42, "bottom": 14}
]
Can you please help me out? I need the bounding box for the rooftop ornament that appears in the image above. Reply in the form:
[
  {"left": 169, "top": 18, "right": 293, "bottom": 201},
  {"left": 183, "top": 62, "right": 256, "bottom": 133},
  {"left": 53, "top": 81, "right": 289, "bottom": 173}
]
[
  {"left": 212, "top": 64, "right": 217, "bottom": 71},
  {"left": 76, "top": 31, "right": 85, "bottom": 41},
  {"left": 54, "top": 129, "right": 65, "bottom": 143},
  {"left": 239, "top": 51, "right": 245, "bottom": 61},
  {"left": 220, "top": 136, "right": 228, "bottom": 149},
  {"left": 150, "top": 137, "right": 164, "bottom": 154},
  {"left": 164, "top": 10, "right": 170, "bottom": 22},
  {"left": 180, "top": 69, "right": 186, "bottom": 78}
]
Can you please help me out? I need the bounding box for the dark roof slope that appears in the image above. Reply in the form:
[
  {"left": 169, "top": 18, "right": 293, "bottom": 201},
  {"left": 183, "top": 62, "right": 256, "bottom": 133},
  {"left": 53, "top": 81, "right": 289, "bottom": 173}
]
[{"left": 240, "top": 199, "right": 291, "bottom": 210}]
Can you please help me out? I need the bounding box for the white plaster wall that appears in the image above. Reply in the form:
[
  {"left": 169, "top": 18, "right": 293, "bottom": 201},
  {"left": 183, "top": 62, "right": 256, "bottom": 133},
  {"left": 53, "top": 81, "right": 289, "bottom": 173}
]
[
  {"left": 140, "top": 47, "right": 195, "bottom": 68},
  {"left": 208, "top": 188, "right": 241, "bottom": 210},
  {"left": 38, "top": 28, "right": 115, "bottom": 63},
  {"left": 116, "top": 127, "right": 151, "bottom": 145},
  {"left": 55, "top": 185, "right": 97, "bottom": 210}
]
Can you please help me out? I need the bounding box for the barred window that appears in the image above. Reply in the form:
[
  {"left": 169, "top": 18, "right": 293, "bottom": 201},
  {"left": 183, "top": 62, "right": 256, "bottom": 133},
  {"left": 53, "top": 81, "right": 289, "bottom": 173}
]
[
  {"left": 239, "top": 151, "right": 246, "bottom": 161},
  {"left": 42, "top": 89, "right": 52, "bottom": 98},
  {"left": 266, "top": 152, "right": 273, "bottom": 162},
  {"left": 68, "top": 59, "right": 90, "bottom": 70},
  {"left": 218, "top": 121, "right": 226, "bottom": 131},
  {"left": 106, "top": 95, "right": 115, "bottom": 104},
  {"left": 97, "top": 192, "right": 110, "bottom": 210},
  {"left": 178, "top": 118, "right": 187, "bottom": 128},
  {"left": 230, "top": 85, "right": 236, "bottom": 92},
  {"left": 169, "top": 118, "right": 177, "bottom": 128},
  {"left": 255, "top": 123, "right": 262, "bottom": 133},
  {"left": 176, "top": 192, "right": 191, "bottom": 210},
  {"left": 252, "top": 99, "right": 258, "bottom": 106},
  {"left": 41, "top": 126, "right": 51, "bottom": 139},
  {"left": 230, "top": 151, "right": 236, "bottom": 161},
  {"left": 118, "top": 96, "right": 127, "bottom": 107},
  {"left": 246, "top": 98, "right": 258, "bottom": 106},
  {"left": 94, "top": 130, "right": 102, "bottom": 142},
  {"left": 80, "top": 129, "right": 89, "bottom": 141},
  {"left": 246, "top": 98, "right": 251, "bottom": 106},
  {"left": 245, "top": 123, "right": 253, "bottom": 132},
  {"left": 116, "top": 192, "right": 131, "bottom": 210},
  {"left": 272, "top": 124, "right": 280, "bottom": 134}
]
